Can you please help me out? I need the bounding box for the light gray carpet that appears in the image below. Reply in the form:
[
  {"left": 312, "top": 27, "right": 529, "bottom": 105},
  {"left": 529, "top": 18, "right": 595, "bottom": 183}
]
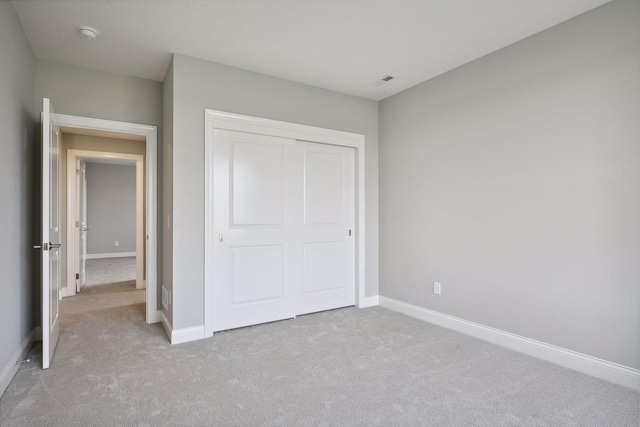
[
  {"left": 85, "top": 256, "right": 136, "bottom": 286},
  {"left": 0, "top": 284, "right": 638, "bottom": 427}
]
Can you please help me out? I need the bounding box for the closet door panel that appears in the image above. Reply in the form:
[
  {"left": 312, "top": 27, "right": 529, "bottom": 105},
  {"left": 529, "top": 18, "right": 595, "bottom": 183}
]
[
  {"left": 296, "top": 141, "right": 356, "bottom": 315},
  {"left": 212, "top": 129, "right": 296, "bottom": 332}
]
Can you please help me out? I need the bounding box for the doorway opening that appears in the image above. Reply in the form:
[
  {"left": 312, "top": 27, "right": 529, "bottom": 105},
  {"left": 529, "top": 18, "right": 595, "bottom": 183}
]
[
  {"left": 65, "top": 150, "right": 144, "bottom": 295},
  {"left": 51, "top": 113, "right": 158, "bottom": 324}
]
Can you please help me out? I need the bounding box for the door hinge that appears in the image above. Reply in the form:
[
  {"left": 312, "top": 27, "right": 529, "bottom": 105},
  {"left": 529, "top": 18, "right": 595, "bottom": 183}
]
[
  {"left": 76, "top": 273, "right": 79, "bottom": 280},
  {"left": 348, "top": 229, "right": 352, "bottom": 236}
]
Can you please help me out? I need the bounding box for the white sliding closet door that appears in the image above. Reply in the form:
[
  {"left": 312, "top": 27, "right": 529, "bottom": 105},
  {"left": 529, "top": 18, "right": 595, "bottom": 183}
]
[
  {"left": 212, "top": 129, "right": 298, "bottom": 332},
  {"left": 296, "top": 141, "right": 355, "bottom": 315},
  {"left": 212, "top": 130, "right": 356, "bottom": 332}
]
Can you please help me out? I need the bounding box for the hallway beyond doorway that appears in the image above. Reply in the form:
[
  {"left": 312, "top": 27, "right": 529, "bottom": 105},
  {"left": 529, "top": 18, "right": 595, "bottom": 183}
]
[{"left": 85, "top": 257, "right": 136, "bottom": 287}]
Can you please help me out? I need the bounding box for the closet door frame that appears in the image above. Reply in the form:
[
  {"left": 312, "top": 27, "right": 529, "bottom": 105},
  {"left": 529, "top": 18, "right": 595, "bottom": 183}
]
[{"left": 204, "top": 110, "right": 366, "bottom": 338}]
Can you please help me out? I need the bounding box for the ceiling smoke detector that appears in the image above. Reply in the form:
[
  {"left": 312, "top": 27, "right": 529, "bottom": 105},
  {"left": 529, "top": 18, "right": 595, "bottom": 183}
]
[{"left": 78, "top": 26, "right": 99, "bottom": 39}]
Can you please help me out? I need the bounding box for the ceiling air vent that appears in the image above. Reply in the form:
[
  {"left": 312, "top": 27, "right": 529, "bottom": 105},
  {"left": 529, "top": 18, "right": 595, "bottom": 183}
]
[{"left": 382, "top": 75, "right": 394, "bottom": 82}]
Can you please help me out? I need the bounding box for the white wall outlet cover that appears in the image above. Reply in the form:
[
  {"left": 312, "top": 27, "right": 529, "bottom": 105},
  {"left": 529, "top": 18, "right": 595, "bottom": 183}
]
[{"left": 433, "top": 282, "right": 442, "bottom": 295}]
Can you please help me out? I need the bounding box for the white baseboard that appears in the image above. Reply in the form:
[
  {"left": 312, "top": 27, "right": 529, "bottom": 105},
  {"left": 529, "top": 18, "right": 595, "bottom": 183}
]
[
  {"left": 61, "top": 286, "right": 75, "bottom": 298},
  {"left": 379, "top": 296, "right": 640, "bottom": 391},
  {"left": 160, "top": 311, "right": 206, "bottom": 346},
  {"left": 171, "top": 324, "right": 205, "bottom": 345},
  {"left": 86, "top": 252, "right": 136, "bottom": 259},
  {"left": 358, "top": 295, "right": 379, "bottom": 308},
  {"left": 1, "top": 329, "right": 36, "bottom": 397}
]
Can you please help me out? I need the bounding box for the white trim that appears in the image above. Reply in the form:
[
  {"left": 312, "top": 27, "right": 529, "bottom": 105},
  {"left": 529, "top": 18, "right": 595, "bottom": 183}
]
[
  {"left": 60, "top": 287, "right": 75, "bottom": 298},
  {"left": 204, "top": 110, "right": 364, "bottom": 146},
  {"left": 204, "top": 110, "right": 366, "bottom": 338},
  {"left": 1, "top": 329, "right": 36, "bottom": 397},
  {"left": 358, "top": 295, "right": 379, "bottom": 308},
  {"left": 171, "top": 325, "right": 205, "bottom": 345},
  {"left": 51, "top": 113, "right": 159, "bottom": 324},
  {"left": 85, "top": 252, "right": 137, "bottom": 259},
  {"left": 379, "top": 296, "right": 640, "bottom": 390},
  {"left": 134, "top": 154, "right": 144, "bottom": 290}
]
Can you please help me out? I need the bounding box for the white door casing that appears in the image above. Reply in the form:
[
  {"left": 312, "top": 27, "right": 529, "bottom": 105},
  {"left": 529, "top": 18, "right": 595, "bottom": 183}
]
[
  {"left": 52, "top": 112, "right": 159, "bottom": 323},
  {"left": 205, "top": 110, "right": 366, "bottom": 337},
  {"left": 41, "top": 98, "right": 61, "bottom": 369},
  {"left": 79, "top": 160, "right": 87, "bottom": 290},
  {"left": 72, "top": 158, "right": 88, "bottom": 293}
]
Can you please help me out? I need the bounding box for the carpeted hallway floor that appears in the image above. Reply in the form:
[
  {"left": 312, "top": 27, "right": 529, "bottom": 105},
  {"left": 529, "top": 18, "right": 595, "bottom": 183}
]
[
  {"left": 85, "top": 256, "right": 137, "bottom": 286},
  {"left": 0, "top": 274, "right": 638, "bottom": 426}
]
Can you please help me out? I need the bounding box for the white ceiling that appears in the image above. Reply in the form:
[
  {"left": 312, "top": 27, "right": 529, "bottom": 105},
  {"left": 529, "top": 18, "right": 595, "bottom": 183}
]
[{"left": 12, "top": 0, "right": 610, "bottom": 101}]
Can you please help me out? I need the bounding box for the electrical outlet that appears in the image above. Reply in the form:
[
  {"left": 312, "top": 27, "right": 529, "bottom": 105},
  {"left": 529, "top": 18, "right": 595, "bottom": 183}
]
[
  {"left": 433, "top": 282, "right": 442, "bottom": 295},
  {"left": 115, "top": 241, "right": 119, "bottom": 247}
]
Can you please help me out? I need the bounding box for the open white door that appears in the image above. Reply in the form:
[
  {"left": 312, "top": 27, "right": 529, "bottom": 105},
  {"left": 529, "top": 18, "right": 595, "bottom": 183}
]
[{"left": 39, "top": 98, "right": 61, "bottom": 369}]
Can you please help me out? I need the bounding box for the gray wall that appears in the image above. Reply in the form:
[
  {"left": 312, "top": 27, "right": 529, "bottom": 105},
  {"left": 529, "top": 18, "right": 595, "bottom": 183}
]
[
  {"left": 169, "top": 55, "right": 379, "bottom": 329},
  {"left": 0, "top": 2, "right": 36, "bottom": 391},
  {"left": 86, "top": 163, "right": 137, "bottom": 254},
  {"left": 379, "top": 0, "right": 640, "bottom": 369},
  {"left": 162, "top": 59, "right": 174, "bottom": 324},
  {"left": 35, "top": 59, "right": 162, "bottom": 127}
]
